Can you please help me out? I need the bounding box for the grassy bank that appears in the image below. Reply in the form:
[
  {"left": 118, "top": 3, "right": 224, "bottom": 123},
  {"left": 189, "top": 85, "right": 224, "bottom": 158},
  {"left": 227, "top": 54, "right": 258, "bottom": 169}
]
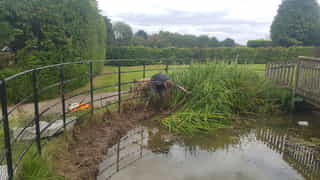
[{"left": 162, "top": 62, "right": 290, "bottom": 134}]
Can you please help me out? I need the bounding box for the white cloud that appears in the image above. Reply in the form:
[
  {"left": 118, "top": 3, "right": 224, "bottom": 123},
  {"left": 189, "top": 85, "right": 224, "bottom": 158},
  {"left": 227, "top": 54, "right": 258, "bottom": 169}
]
[{"left": 97, "top": 0, "right": 320, "bottom": 44}]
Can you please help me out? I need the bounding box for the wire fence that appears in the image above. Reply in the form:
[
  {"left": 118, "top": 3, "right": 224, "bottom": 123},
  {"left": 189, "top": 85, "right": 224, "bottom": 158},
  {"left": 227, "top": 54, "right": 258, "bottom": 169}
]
[{"left": 0, "top": 59, "right": 190, "bottom": 180}]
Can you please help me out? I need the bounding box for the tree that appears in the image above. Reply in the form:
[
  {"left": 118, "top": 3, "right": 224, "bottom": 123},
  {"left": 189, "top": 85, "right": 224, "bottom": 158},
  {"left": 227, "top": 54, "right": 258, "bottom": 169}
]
[
  {"left": 113, "top": 22, "right": 133, "bottom": 46},
  {"left": 104, "top": 16, "right": 115, "bottom": 47},
  {"left": 135, "top": 30, "right": 148, "bottom": 40},
  {"left": 197, "top": 35, "right": 210, "bottom": 48},
  {"left": 220, "top": 38, "right": 236, "bottom": 47},
  {"left": 271, "top": 0, "right": 320, "bottom": 46},
  {"left": 208, "top": 37, "right": 219, "bottom": 47}
]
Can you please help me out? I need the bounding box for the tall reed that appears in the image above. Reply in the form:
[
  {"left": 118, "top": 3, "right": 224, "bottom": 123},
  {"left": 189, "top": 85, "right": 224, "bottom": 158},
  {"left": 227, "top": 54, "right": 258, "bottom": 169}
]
[{"left": 163, "top": 62, "right": 291, "bottom": 134}]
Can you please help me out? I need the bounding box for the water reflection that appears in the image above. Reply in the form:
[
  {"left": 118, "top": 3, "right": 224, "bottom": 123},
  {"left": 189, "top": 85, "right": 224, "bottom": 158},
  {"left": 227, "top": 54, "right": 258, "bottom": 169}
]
[{"left": 99, "top": 113, "right": 320, "bottom": 180}]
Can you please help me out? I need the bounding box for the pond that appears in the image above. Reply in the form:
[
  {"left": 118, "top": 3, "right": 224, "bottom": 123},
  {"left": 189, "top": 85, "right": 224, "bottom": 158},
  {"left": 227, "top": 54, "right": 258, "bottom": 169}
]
[{"left": 98, "top": 111, "right": 320, "bottom": 180}]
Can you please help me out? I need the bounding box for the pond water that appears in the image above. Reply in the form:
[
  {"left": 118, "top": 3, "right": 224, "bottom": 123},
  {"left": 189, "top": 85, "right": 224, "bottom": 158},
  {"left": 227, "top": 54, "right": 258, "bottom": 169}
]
[{"left": 98, "top": 111, "right": 320, "bottom": 180}]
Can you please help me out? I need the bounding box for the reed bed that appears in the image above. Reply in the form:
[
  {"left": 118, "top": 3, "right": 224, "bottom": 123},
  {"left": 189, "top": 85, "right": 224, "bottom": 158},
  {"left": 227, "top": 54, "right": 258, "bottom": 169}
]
[{"left": 163, "top": 62, "right": 290, "bottom": 134}]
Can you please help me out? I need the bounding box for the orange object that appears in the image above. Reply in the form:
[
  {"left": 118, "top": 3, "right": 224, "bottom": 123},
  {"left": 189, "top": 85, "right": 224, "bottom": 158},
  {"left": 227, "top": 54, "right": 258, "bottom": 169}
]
[{"left": 69, "top": 103, "right": 91, "bottom": 113}]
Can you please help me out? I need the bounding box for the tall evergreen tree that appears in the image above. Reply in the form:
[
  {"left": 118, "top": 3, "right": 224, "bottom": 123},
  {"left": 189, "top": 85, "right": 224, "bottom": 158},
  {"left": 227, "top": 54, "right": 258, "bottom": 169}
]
[
  {"left": 135, "top": 30, "right": 148, "bottom": 40},
  {"left": 105, "top": 16, "right": 115, "bottom": 47},
  {"left": 113, "top": 22, "right": 133, "bottom": 46},
  {"left": 271, "top": 0, "right": 320, "bottom": 46}
]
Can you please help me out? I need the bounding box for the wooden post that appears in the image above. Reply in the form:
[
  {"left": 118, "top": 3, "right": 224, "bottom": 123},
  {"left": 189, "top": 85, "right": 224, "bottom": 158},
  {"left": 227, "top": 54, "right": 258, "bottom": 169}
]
[
  {"left": 165, "top": 64, "right": 169, "bottom": 74},
  {"left": 291, "top": 60, "right": 301, "bottom": 111},
  {"left": 143, "top": 64, "right": 146, "bottom": 79}
]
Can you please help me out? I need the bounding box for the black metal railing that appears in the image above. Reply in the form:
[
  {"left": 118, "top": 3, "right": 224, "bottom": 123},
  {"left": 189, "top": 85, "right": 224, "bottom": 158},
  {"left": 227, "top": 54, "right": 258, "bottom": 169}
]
[{"left": 0, "top": 59, "right": 190, "bottom": 180}]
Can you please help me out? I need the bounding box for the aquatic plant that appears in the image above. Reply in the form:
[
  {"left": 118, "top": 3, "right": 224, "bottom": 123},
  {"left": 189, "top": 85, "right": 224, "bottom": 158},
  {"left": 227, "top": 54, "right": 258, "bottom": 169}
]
[{"left": 163, "top": 62, "right": 291, "bottom": 134}]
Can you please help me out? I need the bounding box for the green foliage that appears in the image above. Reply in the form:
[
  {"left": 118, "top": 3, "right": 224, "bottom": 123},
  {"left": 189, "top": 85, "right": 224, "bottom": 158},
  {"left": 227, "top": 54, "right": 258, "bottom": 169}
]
[
  {"left": 0, "top": 52, "right": 15, "bottom": 68},
  {"left": 220, "top": 38, "right": 236, "bottom": 47},
  {"left": 247, "top": 40, "right": 273, "bottom": 48},
  {"left": 0, "top": 0, "right": 107, "bottom": 103},
  {"left": 271, "top": 0, "right": 320, "bottom": 46},
  {"left": 18, "top": 151, "right": 64, "bottom": 180},
  {"left": 113, "top": 22, "right": 133, "bottom": 46},
  {"left": 121, "top": 30, "right": 235, "bottom": 48},
  {"left": 107, "top": 46, "right": 316, "bottom": 64},
  {"left": 105, "top": 16, "right": 115, "bottom": 48},
  {"left": 135, "top": 30, "right": 148, "bottom": 40},
  {"left": 162, "top": 63, "right": 291, "bottom": 134}
]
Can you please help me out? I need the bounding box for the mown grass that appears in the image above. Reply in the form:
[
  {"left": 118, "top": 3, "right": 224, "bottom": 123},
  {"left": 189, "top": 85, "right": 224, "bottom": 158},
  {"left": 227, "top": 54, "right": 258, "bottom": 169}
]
[
  {"left": 71, "top": 64, "right": 189, "bottom": 95},
  {"left": 162, "top": 62, "right": 290, "bottom": 135}
]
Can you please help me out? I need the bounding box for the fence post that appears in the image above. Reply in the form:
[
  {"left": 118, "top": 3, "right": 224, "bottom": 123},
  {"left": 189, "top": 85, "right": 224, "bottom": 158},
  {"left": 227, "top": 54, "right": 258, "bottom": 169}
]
[
  {"left": 32, "top": 69, "right": 42, "bottom": 155},
  {"left": 116, "top": 139, "right": 120, "bottom": 172},
  {"left": 118, "top": 65, "right": 121, "bottom": 114},
  {"left": 165, "top": 64, "right": 169, "bottom": 74},
  {"left": 143, "top": 64, "right": 146, "bottom": 79},
  {"left": 59, "top": 65, "right": 66, "bottom": 129},
  {"left": 89, "top": 62, "right": 94, "bottom": 115},
  {"left": 265, "top": 63, "right": 270, "bottom": 80},
  {"left": 291, "top": 60, "right": 301, "bottom": 111},
  {"left": 140, "top": 129, "right": 143, "bottom": 159},
  {"left": 0, "top": 79, "right": 13, "bottom": 180}
]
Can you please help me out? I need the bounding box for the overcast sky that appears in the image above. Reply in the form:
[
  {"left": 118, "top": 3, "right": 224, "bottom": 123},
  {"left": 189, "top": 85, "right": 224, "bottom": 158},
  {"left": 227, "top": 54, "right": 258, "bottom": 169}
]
[{"left": 97, "top": 0, "right": 320, "bottom": 44}]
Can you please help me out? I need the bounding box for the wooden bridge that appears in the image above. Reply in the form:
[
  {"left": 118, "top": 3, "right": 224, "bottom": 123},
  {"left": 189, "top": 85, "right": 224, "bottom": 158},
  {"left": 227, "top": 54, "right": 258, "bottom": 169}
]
[
  {"left": 256, "top": 128, "right": 320, "bottom": 180},
  {"left": 266, "top": 56, "right": 320, "bottom": 108}
]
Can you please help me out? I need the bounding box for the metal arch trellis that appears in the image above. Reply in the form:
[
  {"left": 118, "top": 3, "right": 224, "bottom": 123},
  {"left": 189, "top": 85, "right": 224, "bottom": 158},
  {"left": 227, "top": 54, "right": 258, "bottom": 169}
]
[{"left": 0, "top": 58, "right": 190, "bottom": 180}]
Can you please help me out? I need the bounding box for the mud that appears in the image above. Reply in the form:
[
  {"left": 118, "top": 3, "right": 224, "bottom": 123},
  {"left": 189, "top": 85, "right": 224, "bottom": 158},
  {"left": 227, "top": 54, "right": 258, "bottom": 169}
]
[{"left": 52, "top": 103, "right": 157, "bottom": 180}]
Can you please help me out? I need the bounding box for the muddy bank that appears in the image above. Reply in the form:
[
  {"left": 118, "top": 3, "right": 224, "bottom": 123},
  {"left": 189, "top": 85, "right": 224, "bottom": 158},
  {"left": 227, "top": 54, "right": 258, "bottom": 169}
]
[{"left": 52, "top": 103, "right": 157, "bottom": 180}]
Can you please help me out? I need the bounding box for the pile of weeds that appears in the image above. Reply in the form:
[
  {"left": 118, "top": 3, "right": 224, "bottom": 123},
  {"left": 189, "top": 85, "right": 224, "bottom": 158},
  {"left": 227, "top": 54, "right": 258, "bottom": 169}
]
[{"left": 163, "top": 62, "right": 291, "bottom": 134}]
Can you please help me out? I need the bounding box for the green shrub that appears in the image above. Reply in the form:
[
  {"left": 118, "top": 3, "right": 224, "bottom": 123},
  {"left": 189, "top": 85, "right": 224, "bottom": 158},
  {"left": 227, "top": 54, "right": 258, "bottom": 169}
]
[
  {"left": 247, "top": 40, "right": 274, "bottom": 48},
  {"left": 18, "top": 148, "right": 63, "bottom": 180},
  {"left": 162, "top": 63, "right": 291, "bottom": 134},
  {"left": 107, "top": 46, "right": 316, "bottom": 65},
  {"left": 0, "top": 0, "right": 106, "bottom": 104}
]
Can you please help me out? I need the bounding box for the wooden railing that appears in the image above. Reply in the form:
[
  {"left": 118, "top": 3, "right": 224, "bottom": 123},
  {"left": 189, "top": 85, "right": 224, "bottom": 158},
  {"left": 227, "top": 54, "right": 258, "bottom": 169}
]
[
  {"left": 266, "top": 56, "right": 320, "bottom": 108},
  {"left": 256, "top": 128, "right": 320, "bottom": 180}
]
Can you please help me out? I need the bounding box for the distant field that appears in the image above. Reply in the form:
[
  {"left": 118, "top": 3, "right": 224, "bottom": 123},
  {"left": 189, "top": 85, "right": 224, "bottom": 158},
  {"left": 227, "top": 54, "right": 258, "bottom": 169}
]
[{"left": 71, "top": 64, "right": 266, "bottom": 95}]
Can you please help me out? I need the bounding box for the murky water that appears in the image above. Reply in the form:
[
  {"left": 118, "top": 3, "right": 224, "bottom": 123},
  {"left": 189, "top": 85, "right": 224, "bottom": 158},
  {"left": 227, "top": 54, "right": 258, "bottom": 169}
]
[{"left": 98, "top": 111, "right": 320, "bottom": 180}]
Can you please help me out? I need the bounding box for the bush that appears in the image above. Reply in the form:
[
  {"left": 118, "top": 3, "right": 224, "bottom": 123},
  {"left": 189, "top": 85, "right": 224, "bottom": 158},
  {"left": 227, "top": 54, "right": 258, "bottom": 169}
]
[
  {"left": 107, "top": 46, "right": 316, "bottom": 65},
  {"left": 0, "top": 0, "right": 107, "bottom": 104},
  {"left": 247, "top": 40, "right": 274, "bottom": 48},
  {"left": 162, "top": 63, "right": 291, "bottom": 134}
]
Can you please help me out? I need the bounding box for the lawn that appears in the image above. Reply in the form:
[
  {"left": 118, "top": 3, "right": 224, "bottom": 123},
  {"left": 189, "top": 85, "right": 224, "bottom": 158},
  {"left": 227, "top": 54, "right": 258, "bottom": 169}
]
[
  {"left": 244, "top": 64, "right": 266, "bottom": 73},
  {"left": 71, "top": 64, "right": 189, "bottom": 95}
]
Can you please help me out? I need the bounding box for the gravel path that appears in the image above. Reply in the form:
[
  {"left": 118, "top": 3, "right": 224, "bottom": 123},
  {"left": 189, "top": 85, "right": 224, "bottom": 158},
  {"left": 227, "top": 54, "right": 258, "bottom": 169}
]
[{"left": 7, "top": 92, "right": 120, "bottom": 119}]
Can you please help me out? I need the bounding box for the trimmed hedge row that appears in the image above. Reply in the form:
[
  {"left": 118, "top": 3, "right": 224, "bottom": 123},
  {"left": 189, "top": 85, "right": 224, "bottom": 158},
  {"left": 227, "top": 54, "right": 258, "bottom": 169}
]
[{"left": 107, "top": 46, "right": 317, "bottom": 64}]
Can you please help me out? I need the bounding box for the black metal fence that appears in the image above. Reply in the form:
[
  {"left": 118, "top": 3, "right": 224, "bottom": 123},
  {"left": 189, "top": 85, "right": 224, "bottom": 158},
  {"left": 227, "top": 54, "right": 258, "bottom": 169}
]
[
  {"left": 97, "top": 127, "right": 150, "bottom": 180},
  {"left": 0, "top": 59, "right": 189, "bottom": 180}
]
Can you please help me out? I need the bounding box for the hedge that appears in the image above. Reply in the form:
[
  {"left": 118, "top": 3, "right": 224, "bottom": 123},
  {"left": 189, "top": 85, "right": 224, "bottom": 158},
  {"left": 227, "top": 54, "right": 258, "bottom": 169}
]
[
  {"left": 107, "top": 46, "right": 317, "bottom": 64},
  {"left": 0, "top": 0, "right": 107, "bottom": 104}
]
